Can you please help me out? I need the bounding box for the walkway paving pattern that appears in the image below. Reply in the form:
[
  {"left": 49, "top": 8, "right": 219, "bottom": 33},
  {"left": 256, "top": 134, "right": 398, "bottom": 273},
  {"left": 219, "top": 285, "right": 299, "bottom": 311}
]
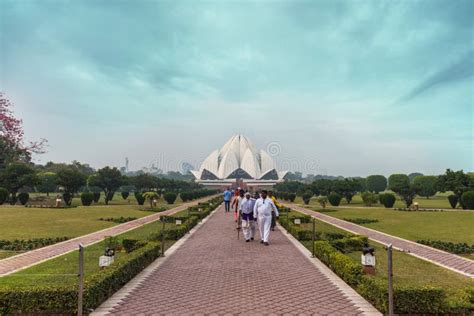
[
  {"left": 0, "top": 197, "right": 216, "bottom": 276},
  {"left": 105, "top": 205, "right": 377, "bottom": 315},
  {"left": 285, "top": 203, "right": 474, "bottom": 278}
]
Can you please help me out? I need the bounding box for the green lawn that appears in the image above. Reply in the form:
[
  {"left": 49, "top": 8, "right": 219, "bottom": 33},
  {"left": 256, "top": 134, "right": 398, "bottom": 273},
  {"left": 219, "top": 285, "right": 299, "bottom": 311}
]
[
  {"left": 0, "top": 216, "right": 178, "bottom": 289},
  {"left": 295, "top": 218, "right": 474, "bottom": 296},
  {"left": 302, "top": 206, "right": 474, "bottom": 245},
  {"left": 295, "top": 192, "right": 457, "bottom": 209}
]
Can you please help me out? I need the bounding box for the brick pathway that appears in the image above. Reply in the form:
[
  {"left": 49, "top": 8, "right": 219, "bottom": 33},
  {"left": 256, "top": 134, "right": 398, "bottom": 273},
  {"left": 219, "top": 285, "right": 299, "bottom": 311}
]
[
  {"left": 101, "top": 205, "right": 379, "bottom": 315},
  {"left": 0, "top": 197, "right": 217, "bottom": 276},
  {"left": 285, "top": 203, "right": 474, "bottom": 278}
]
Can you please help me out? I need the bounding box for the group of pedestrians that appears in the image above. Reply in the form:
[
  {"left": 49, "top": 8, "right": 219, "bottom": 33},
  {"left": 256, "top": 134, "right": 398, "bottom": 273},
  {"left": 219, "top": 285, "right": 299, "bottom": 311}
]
[{"left": 223, "top": 187, "right": 281, "bottom": 246}]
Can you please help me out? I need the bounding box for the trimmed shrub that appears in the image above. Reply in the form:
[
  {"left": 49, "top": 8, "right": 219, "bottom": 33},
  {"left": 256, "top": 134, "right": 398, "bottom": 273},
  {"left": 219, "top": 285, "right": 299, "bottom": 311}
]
[
  {"left": 62, "top": 192, "right": 73, "bottom": 205},
  {"left": 93, "top": 192, "right": 101, "bottom": 203},
  {"left": 80, "top": 192, "right": 94, "bottom": 206},
  {"left": 121, "top": 191, "right": 129, "bottom": 200},
  {"left": 379, "top": 193, "right": 396, "bottom": 208},
  {"left": 461, "top": 191, "right": 474, "bottom": 210},
  {"left": 122, "top": 239, "right": 147, "bottom": 253},
  {"left": 314, "top": 241, "right": 363, "bottom": 286},
  {"left": 329, "top": 235, "right": 368, "bottom": 253},
  {"left": 288, "top": 193, "right": 296, "bottom": 202},
  {"left": 448, "top": 194, "right": 458, "bottom": 209},
  {"left": 358, "top": 277, "right": 446, "bottom": 314},
  {"left": 323, "top": 232, "right": 347, "bottom": 241},
  {"left": 0, "top": 187, "right": 9, "bottom": 205},
  {"left": 134, "top": 192, "right": 145, "bottom": 205},
  {"left": 18, "top": 192, "right": 29, "bottom": 205},
  {"left": 163, "top": 192, "right": 178, "bottom": 204},
  {"left": 99, "top": 217, "right": 137, "bottom": 224},
  {"left": 301, "top": 191, "right": 313, "bottom": 205},
  {"left": 343, "top": 218, "right": 378, "bottom": 225},
  {"left": 361, "top": 191, "right": 378, "bottom": 206},
  {"left": 328, "top": 193, "right": 342, "bottom": 206},
  {"left": 417, "top": 240, "right": 474, "bottom": 254},
  {"left": 0, "top": 237, "right": 69, "bottom": 251}
]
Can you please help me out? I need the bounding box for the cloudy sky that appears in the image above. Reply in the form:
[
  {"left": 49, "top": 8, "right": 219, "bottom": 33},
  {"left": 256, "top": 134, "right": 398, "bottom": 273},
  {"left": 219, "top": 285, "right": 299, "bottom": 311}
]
[{"left": 1, "top": 0, "right": 472, "bottom": 176}]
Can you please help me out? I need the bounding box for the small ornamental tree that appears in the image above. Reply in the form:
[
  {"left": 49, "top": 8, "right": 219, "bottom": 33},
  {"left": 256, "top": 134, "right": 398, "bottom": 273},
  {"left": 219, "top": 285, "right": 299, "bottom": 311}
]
[
  {"left": 57, "top": 168, "right": 86, "bottom": 205},
  {"left": 36, "top": 172, "right": 58, "bottom": 196},
  {"left": 80, "top": 192, "right": 94, "bottom": 206},
  {"left": 93, "top": 192, "right": 101, "bottom": 203},
  {"left": 134, "top": 192, "right": 145, "bottom": 205},
  {"left": 389, "top": 174, "right": 417, "bottom": 207},
  {"left": 328, "top": 193, "right": 342, "bottom": 206},
  {"left": 361, "top": 192, "right": 378, "bottom": 206},
  {"left": 163, "top": 192, "right": 177, "bottom": 204},
  {"left": 413, "top": 175, "right": 437, "bottom": 199},
  {"left": 142, "top": 191, "right": 160, "bottom": 208},
  {"left": 437, "top": 169, "right": 473, "bottom": 208},
  {"left": 63, "top": 191, "right": 73, "bottom": 205},
  {"left": 460, "top": 191, "right": 474, "bottom": 210},
  {"left": 366, "top": 175, "right": 387, "bottom": 193},
  {"left": 18, "top": 192, "right": 29, "bottom": 205},
  {"left": 288, "top": 192, "right": 296, "bottom": 202},
  {"left": 0, "top": 187, "right": 8, "bottom": 204},
  {"left": 0, "top": 162, "right": 39, "bottom": 204},
  {"left": 302, "top": 191, "right": 313, "bottom": 205},
  {"left": 379, "top": 193, "right": 396, "bottom": 208},
  {"left": 121, "top": 191, "right": 129, "bottom": 200},
  {"left": 87, "top": 167, "right": 124, "bottom": 205},
  {"left": 317, "top": 196, "right": 328, "bottom": 209}
]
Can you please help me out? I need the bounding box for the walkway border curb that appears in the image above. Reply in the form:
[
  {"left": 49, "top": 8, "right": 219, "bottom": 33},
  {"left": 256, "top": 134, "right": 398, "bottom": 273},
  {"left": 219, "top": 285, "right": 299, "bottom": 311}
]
[
  {"left": 277, "top": 222, "right": 382, "bottom": 316},
  {"left": 91, "top": 205, "right": 222, "bottom": 315}
]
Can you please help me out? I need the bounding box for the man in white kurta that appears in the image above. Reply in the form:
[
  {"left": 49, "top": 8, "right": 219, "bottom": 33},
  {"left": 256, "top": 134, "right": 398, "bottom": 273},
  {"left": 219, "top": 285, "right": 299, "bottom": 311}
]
[
  {"left": 240, "top": 193, "right": 256, "bottom": 242},
  {"left": 253, "top": 190, "right": 279, "bottom": 246}
]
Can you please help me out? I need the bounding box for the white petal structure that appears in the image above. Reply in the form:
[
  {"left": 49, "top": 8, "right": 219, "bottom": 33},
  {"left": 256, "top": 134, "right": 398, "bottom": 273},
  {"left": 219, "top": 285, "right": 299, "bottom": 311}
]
[{"left": 191, "top": 134, "right": 287, "bottom": 184}]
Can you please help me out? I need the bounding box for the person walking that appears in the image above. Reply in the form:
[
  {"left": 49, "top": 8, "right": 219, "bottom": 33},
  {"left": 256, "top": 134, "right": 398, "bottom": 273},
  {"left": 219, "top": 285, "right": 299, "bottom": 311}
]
[
  {"left": 223, "top": 188, "right": 232, "bottom": 212},
  {"left": 253, "top": 190, "right": 279, "bottom": 246},
  {"left": 240, "top": 192, "right": 256, "bottom": 242},
  {"left": 232, "top": 189, "right": 244, "bottom": 222},
  {"left": 268, "top": 191, "right": 282, "bottom": 231}
]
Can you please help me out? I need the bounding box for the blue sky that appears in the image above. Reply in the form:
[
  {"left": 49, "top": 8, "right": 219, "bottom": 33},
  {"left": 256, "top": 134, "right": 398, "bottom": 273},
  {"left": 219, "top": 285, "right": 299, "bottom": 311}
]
[{"left": 0, "top": 0, "right": 472, "bottom": 176}]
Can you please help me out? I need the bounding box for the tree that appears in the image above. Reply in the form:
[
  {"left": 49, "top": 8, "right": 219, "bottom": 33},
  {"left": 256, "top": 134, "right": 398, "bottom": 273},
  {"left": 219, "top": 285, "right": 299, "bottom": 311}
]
[
  {"left": 0, "top": 93, "right": 46, "bottom": 168},
  {"left": 413, "top": 176, "right": 437, "bottom": 199},
  {"left": 0, "top": 187, "right": 8, "bottom": 204},
  {"left": 361, "top": 192, "right": 378, "bottom": 206},
  {"left": 36, "top": 172, "right": 58, "bottom": 196},
  {"left": 88, "top": 167, "right": 124, "bottom": 205},
  {"left": 447, "top": 195, "right": 458, "bottom": 209},
  {"left": 0, "top": 162, "right": 38, "bottom": 203},
  {"left": 80, "top": 192, "right": 94, "bottom": 206},
  {"left": 129, "top": 174, "right": 157, "bottom": 192},
  {"left": 317, "top": 196, "right": 328, "bottom": 209},
  {"left": 163, "top": 192, "right": 177, "bottom": 204},
  {"left": 389, "top": 174, "right": 417, "bottom": 207},
  {"left": 302, "top": 191, "right": 313, "bottom": 205},
  {"left": 437, "top": 169, "right": 473, "bottom": 208},
  {"left": 57, "top": 168, "right": 87, "bottom": 205},
  {"left": 408, "top": 172, "right": 424, "bottom": 183},
  {"left": 121, "top": 191, "right": 129, "bottom": 200},
  {"left": 311, "top": 179, "right": 333, "bottom": 196},
  {"left": 142, "top": 191, "right": 160, "bottom": 208},
  {"left": 332, "top": 178, "right": 361, "bottom": 203},
  {"left": 366, "top": 175, "right": 387, "bottom": 193}
]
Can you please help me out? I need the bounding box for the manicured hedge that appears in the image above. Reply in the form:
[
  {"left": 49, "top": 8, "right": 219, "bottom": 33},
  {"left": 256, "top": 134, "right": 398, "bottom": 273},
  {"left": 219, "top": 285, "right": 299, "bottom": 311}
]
[
  {"left": 0, "top": 242, "right": 161, "bottom": 315},
  {"left": 99, "top": 216, "right": 137, "bottom": 224},
  {"left": 329, "top": 235, "right": 368, "bottom": 253},
  {"left": 417, "top": 239, "right": 474, "bottom": 254},
  {"left": 314, "top": 241, "right": 363, "bottom": 286},
  {"left": 0, "top": 237, "right": 69, "bottom": 251},
  {"left": 358, "top": 277, "right": 447, "bottom": 314},
  {"left": 343, "top": 218, "right": 378, "bottom": 225}
]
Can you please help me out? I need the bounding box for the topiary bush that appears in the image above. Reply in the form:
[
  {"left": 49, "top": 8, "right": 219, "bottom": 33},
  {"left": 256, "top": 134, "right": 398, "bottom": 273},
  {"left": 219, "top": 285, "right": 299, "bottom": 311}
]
[
  {"left": 80, "top": 192, "right": 94, "bottom": 206},
  {"left": 461, "top": 191, "right": 474, "bottom": 210},
  {"left": 163, "top": 192, "right": 178, "bottom": 204},
  {"left": 62, "top": 192, "right": 73, "bottom": 206},
  {"left": 121, "top": 191, "right": 129, "bottom": 200},
  {"left": 361, "top": 191, "right": 378, "bottom": 206},
  {"left": 379, "top": 193, "right": 396, "bottom": 208},
  {"left": 288, "top": 193, "right": 296, "bottom": 202},
  {"left": 18, "top": 192, "right": 29, "bottom": 205},
  {"left": 301, "top": 191, "right": 313, "bottom": 205},
  {"left": 328, "top": 193, "right": 342, "bottom": 206},
  {"left": 0, "top": 187, "right": 9, "bottom": 205},
  {"left": 93, "top": 192, "right": 101, "bottom": 203},
  {"left": 448, "top": 194, "right": 458, "bottom": 209},
  {"left": 134, "top": 192, "right": 145, "bottom": 205},
  {"left": 122, "top": 239, "right": 147, "bottom": 253}
]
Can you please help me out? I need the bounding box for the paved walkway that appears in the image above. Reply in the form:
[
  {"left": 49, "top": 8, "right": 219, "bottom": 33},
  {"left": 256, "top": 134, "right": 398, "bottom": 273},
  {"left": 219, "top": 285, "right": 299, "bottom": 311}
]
[
  {"left": 284, "top": 203, "right": 474, "bottom": 278},
  {"left": 0, "top": 196, "right": 217, "bottom": 276},
  {"left": 97, "top": 205, "right": 379, "bottom": 316}
]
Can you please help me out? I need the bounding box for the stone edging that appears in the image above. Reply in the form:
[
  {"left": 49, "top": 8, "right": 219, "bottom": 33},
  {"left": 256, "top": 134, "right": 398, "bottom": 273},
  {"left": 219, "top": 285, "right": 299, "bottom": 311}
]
[
  {"left": 90, "top": 205, "right": 221, "bottom": 315},
  {"left": 277, "top": 222, "right": 382, "bottom": 316}
]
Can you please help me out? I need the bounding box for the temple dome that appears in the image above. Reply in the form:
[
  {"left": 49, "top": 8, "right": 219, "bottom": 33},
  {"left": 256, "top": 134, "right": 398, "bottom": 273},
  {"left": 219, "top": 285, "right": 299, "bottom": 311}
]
[{"left": 191, "top": 135, "right": 287, "bottom": 181}]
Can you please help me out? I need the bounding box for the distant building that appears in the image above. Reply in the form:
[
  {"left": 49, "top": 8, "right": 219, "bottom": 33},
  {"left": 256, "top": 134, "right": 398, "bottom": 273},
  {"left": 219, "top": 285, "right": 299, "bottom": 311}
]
[{"left": 191, "top": 134, "right": 288, "bottom": 190}]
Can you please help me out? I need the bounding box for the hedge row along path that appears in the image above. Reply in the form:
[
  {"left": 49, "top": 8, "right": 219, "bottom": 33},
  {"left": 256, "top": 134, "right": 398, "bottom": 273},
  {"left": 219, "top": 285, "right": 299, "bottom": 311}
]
[
  {"left": 284, "top": 202, "right": 474, "bottom": 278},
  {"left": 0, "top": 195, "right": 219, "bottom": 276},
  {"left": 94, "top": 204, "right": 380, "bottom": 315}
]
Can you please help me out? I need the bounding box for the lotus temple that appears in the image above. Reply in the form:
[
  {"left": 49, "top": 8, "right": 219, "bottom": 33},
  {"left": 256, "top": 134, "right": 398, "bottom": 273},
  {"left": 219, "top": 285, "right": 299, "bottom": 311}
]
[{"left": 191, "top": 135, "right": 288, "bottom": 190}]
